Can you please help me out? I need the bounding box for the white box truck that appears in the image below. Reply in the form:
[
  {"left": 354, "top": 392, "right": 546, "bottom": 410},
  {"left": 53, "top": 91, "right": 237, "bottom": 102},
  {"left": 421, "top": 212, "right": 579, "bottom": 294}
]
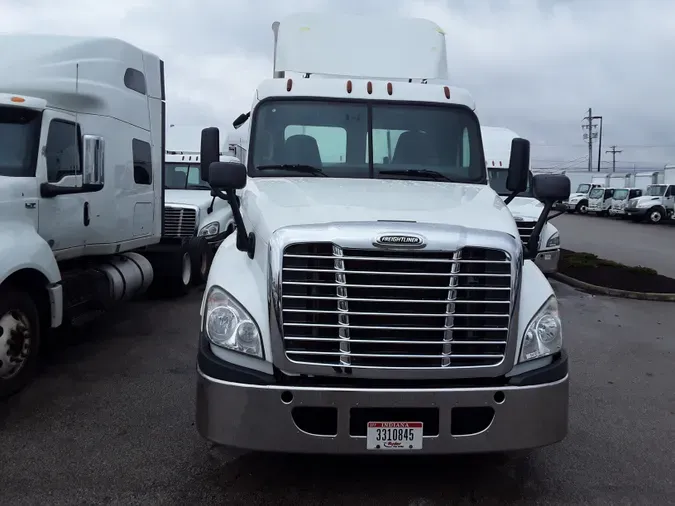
[
  {"left": 193, "top": 13, "right": 570, "bottom": 455},
  {"left": 625, "top": 166, "right": 675, "bottom": 223}
]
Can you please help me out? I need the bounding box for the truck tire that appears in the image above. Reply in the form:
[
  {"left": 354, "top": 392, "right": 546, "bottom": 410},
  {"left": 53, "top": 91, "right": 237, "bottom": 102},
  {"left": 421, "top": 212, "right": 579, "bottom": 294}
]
[
  {"left": 575, "top": 201, "right": 588, "bottom": 214},
  {"left": 147, "top": 242, "right": 193, "bottom": 297},
  {"left": 0, "top": 286, "right": 41, "bottom": 398},
  {"left": 647, "top": 207, "right": 664, "bottom": 224},
  {"left": 189, "top": 237, "right": 213, "bottom": 286}
]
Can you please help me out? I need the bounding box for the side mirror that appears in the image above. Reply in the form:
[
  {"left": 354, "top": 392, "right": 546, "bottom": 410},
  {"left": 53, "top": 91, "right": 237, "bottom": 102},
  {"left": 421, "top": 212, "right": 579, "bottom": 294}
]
[
  {"left": 506, "top": 138, "right": 530, "bottom": 192},
  {"left": 200, "top": 127, "right": 220, "bottom": 182},
  {"left": 233, "top": 112, "right": 251, "bottom": 130},
  {"left": 532, "top": 174, "right": 571, "bottom": 203},
  {"left": 82, "top": 135, "right": 105, "bottom": 186},
  {"left": 209, "top": 161, "right": 247, "bottom": 190}
]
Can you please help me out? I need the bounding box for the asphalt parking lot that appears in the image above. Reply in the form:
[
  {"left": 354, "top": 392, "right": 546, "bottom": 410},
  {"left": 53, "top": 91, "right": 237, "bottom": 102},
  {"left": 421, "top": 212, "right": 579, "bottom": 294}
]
[
  {"left": 2, "top": 280, "right": 674, "bottom": 506},
  {"left": 553, "top": 212, "right": 675, "bottom": 278}
]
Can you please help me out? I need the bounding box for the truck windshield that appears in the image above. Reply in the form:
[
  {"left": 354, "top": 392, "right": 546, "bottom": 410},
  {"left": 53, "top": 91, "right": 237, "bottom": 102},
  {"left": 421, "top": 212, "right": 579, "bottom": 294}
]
[
  {"left": 589, "top": 188, "right": 604, "bottom": 198},
  {"left": 488, "top": 167, "right": 533, "bottom": 197},
  {"left": 612, "top": 189, "right": 629, "bottom": 200},
  {"left": 164, "top": 162, "right": 210, "bottom": 190},
  {"left": 0, "top": 105, "right": 42, "bottom": 178},
  {"left": 576, "top": 183, "right": 591, "bottom": 193},
  {"left": 646, "top": 185, "right": 666, "bottom": 196},
  {"left": 249, "top": 100, "right": 485, "bottom": 183}
]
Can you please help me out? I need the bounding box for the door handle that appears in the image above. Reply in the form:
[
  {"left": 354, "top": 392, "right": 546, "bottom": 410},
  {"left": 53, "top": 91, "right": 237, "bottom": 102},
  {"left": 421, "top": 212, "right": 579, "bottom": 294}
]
[{"left": 83, "top": 201, "right": 90, "bottom": 226}]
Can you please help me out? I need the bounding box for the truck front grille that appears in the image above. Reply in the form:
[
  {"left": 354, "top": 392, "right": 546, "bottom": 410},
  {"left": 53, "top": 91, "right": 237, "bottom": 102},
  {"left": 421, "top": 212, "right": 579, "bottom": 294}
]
[
  {"left": 515, "top": 220, "right": 536, "bottom": 245},
  {"left": 163, "top": 207, "right": 197, "bottom": 237},
  {"left": 280, "top": 243, "right": 512, "bottom": 370}
]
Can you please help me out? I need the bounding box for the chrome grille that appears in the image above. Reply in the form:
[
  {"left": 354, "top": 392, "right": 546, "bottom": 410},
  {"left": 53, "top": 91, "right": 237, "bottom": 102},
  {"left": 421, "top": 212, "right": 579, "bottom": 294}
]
[
  {"left": 515, "top": 220, "right": 536, "bottom": 245},
  {"left": 163, "top": 207, "right": 197, "bottom": 237},
  {"left": 280, "top": 243, "right": 511, "bottom": 370}
]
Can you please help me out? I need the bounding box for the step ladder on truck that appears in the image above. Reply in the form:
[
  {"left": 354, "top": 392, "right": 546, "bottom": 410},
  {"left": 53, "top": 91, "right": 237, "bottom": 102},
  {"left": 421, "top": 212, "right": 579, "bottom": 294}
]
[
  {"left": 0, "top": 35, "right": 209, "bottom": 397},
  {"left": 192, "top": 12, "right": 571, "bottom": 456}
]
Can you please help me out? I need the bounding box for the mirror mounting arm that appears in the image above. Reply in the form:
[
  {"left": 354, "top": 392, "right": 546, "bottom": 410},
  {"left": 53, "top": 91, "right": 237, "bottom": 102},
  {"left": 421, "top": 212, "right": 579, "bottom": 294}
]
[
  {"left": 211, "top": 187, "right": 256, "bottom": 259},
  {"left": 525, "top": 200, "right": 556, "bottom": 258},
  {"left": 503, "top": 190, "right": 519, "bottom": 205},
  {"left": 546, "top": 208, "right": 564, "bottom": 221}
]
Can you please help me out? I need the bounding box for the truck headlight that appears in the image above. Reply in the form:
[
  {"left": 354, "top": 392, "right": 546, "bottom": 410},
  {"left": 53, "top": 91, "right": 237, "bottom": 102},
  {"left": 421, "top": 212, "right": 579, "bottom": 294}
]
[
  {"left": 546, "top": 232, "right": 560, "bottom": 248},
  {"left": 204, "top": 286, "right": 263, "bottom": 358},
  {"left": 519, "top": 295, "right": 562, "bottom": 363},
  {"left": 199, "top": 221, "right": 220, "bottom": 238}
]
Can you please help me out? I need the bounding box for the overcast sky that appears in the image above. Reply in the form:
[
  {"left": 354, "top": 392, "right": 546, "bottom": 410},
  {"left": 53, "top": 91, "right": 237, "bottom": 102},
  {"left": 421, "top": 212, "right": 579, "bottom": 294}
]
[{"left": 3, "top": 0, "right": 673, "bottom": 170}]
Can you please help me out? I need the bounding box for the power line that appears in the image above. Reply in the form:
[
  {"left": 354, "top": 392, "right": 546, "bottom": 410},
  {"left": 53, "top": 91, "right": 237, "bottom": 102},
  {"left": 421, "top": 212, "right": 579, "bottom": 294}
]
[{"left": 535, "top": 144, "right": 675, "bottom": 149}]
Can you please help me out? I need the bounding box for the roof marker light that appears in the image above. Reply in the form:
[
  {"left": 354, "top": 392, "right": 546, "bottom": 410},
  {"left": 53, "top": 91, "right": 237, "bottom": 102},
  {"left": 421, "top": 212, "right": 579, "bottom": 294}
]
[
  {"left": 10, "top": 96, "right": 25, "bottom": 103},
  {"left": 387, "top": 82, "right": 393, "bottom": 95},
  {"left": 346, "top": 80, "right": 352, "bottom": 93},
  {"left": 287, "top": 78, "right": 293, "bottom": 92},
  {"left": 491, "top": 161, "right": 495, "bottom": 166},
  {"left": 499, "top": 161, "right": 502, "bottom": 166},
  {"left": 443, "top": 86, "right": 450, "bottom": 99},
  {"left": 367, "top": 81, "right": 373, "bottom": 94}
]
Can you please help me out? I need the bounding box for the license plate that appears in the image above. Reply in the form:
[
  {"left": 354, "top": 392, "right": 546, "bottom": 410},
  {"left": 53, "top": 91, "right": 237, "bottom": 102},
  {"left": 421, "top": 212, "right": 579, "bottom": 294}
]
[{"left": 366, "top": 422, "right": 423, "bottom": 450}]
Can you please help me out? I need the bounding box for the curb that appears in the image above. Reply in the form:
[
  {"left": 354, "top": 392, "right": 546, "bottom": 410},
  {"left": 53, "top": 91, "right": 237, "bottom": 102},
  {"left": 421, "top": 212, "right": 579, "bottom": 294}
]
[{"left": 549, "top": 272, "right": 675, "bottom": 302}]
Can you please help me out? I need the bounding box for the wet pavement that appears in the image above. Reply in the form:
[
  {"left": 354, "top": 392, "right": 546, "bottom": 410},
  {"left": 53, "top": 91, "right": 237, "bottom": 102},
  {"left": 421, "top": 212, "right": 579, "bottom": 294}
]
[{"left": 1, "top": 280, "right": 673, "bottom": 505}]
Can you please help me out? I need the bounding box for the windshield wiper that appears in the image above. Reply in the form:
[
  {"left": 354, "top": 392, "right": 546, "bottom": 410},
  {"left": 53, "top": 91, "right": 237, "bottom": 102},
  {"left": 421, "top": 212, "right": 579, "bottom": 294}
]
[
  {"left": 378, "top": 169, "right": 453, "bottom": 182},
  {"left": 256, "top": 164, "right": 327, "bottom": 177},
  {"left": 189, "top": 184, "right": 212, "bottom": 190}
]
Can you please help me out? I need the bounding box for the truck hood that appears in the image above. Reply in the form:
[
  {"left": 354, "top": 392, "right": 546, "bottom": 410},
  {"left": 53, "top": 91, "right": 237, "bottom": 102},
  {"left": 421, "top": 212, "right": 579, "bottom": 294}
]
[
  {"left": 499, "top": 196, "right": 544, "bottom": 220},
  {"left": 241, "top": 178, "right": 519, "bottom": 244},
  {"left": 630, "top": 195, "right": 663, "bottom": 206},
  {"left": 164, "top": 189, "right": 213, "bottom": 210},
  {"left": 567, "top": 192, "right": 586, "bottom": 201}
]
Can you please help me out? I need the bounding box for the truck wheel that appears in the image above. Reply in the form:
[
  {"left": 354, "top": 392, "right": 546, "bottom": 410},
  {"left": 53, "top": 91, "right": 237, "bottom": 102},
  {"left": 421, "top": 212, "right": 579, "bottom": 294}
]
[
  {"left": 647, "top": 208, "right": 664, "bottom": 224},
  {"left": 575, "top": 201, "right": 588, "bottom": 214},
  {"left": 189, "top": 237, "right": 213, "bottom": 286},
  {"left": 147, "top": 243, "right": 193, "bottom": 297},
  {"left": 0, "top": 287, "right": 41, "bottom": 398}
]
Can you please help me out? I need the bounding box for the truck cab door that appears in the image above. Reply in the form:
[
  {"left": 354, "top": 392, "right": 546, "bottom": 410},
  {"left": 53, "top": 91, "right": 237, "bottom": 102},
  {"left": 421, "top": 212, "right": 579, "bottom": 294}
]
[
  {"left": 665, "top": 186, "right": 675, "bottom": 211},
  {"left": 36, "top": 109, "right": 87, "bottom": 259}
]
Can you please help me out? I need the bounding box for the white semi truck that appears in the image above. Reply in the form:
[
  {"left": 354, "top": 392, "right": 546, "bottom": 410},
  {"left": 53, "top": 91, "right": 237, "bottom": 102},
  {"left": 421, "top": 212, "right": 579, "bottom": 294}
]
[
  {"left": 0, "top": 35, "right": 208, "bottom": 397},
  {"left": 194, "top": 13, "right": 570, "bottom": 455},
  {"left": 482, "top": 126, "right": 561, "bottom": 273},
  {"left": 164, "top": 149, "right": 237, "bottom": 257},
  {"left": 625, "top": 166, "right": 675, "bottom": 223}
]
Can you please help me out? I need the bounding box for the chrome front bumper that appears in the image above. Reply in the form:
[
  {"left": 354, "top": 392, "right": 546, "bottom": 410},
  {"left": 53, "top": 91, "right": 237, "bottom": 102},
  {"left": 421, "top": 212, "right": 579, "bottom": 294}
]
[
  {"left": 196, "top": 348, "right": 569, "bottom": 455},
  {"left": 535, "top": 248, "right": 560, "bottom": 273}
]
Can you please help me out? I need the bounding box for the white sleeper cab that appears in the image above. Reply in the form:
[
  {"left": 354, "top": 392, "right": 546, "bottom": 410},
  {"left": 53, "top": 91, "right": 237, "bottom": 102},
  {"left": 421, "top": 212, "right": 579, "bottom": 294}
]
[
  {"left": 194, "top": 13, "right": 571, "bottom": 456},
  {"left": 482, "top": 126, "right": 561, "bottom": 273},
  {"left": 0, "top": 35, "right": 211, "bottom": 397}
]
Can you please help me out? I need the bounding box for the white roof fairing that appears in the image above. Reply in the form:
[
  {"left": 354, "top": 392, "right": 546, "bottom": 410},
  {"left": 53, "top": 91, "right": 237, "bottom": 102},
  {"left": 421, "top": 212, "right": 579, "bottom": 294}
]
[
  {"left": 0, "top": 34, "right": 162, "bottom": 130},
  {"left": 274, "top": 12, "right": 449, "bottom": 81}
]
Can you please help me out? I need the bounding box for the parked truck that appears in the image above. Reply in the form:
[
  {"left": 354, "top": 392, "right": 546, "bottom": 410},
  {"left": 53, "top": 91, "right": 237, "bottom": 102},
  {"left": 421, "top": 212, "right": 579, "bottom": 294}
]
[
  {"left": 164, "top": 149, "right": 237, "bottom": 260},
  {"left": 482, "top": 126, "right": 561, "bottom": 273},
  {"left": 0, "top": 35, "right": 207, "bottom": 397},
  {"left": 625, "top": 166, "right": 675, "bottom": 223},
  {"left": 557, "top": 171, "right": 602, "bottom": 214},
  {"left": 193, "top": 13, "right": 570, "bottom": 455}
]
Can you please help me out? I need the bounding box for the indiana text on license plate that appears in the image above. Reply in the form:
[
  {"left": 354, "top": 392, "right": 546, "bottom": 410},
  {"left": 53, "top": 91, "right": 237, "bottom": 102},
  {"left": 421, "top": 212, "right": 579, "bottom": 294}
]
[{"left": 366, "top": 422, "right": 423, "bottom": 450}]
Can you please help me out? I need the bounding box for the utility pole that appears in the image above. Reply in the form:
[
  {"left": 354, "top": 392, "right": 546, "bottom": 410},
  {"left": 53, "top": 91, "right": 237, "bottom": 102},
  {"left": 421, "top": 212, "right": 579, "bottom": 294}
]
[
  {"left": 584, "top": 108, "right": 593, "bottom": 171},
  {"left": 581, "top": 109, "right": 602, "bottom": 172},
  {"left": 606, "top": 145, "right": 622, "bottom": 172}
]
